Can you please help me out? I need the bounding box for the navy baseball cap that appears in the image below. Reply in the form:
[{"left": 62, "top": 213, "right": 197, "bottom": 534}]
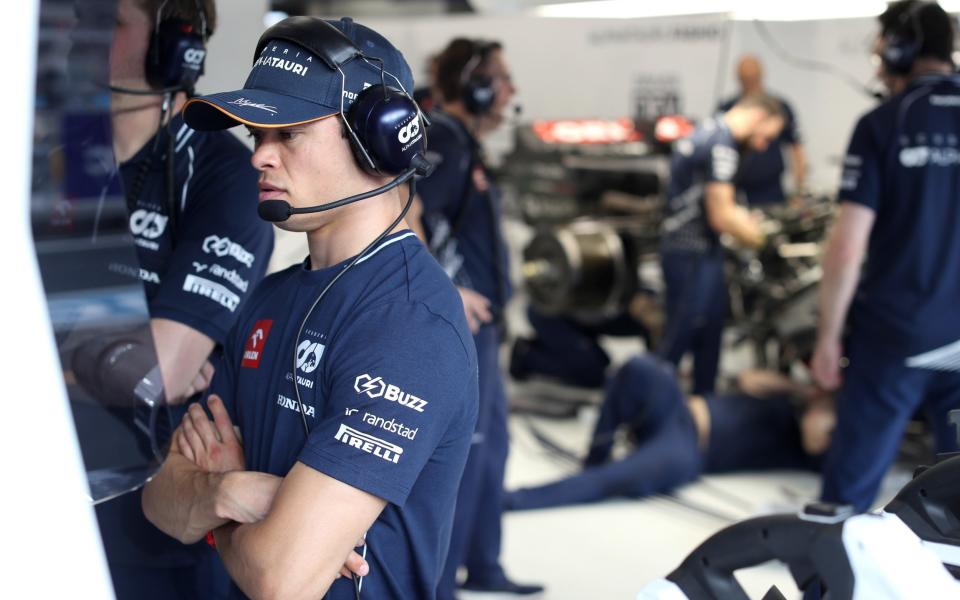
[{"left": 183, "top": 17, "right": 415, "bottom": 130}]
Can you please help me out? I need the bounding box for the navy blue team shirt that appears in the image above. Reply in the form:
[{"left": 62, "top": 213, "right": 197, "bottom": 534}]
[
  {"left": 209, "top": 230, "right": 479, "bottom": 599},
  {"left": 97, "top": 114, "right": 273, "bottom": 569},
  {"left": 719, "top": 95, "right": 800, "bottom": 205},
  {"left": 661, "top": 116, "right": 739, "bottom": 254},
  {"left": 838, "top": 73, "right": 960, "bottom": 356},
  {"left": 417, "top": 110, "right": 512, "bottom": 314},
  {"left": 123, "top": 114, "right": 273, "bottom": 344}
]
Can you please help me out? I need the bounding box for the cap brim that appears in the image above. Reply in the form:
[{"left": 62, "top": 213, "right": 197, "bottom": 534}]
[{"left": 183, "top": 89, "right": 338, "bottom": 131}]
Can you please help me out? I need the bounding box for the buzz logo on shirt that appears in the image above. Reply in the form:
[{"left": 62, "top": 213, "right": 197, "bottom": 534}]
[
  {"left": 241, "top": 319, "right": 274, "bottom": 368},
  {"left": 354, "top": 374, "right": 429, "bottom": 413},
  {"left": 202, "top": 235, "right": 255, "bottom": 268},
  {"left": 334, "top": 424, "right": 403, "bottom": 464}
]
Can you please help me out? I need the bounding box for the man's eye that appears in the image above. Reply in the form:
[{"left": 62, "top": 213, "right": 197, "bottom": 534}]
[{"left": 280, "top": 131, "right": 298, "bottom": 141}]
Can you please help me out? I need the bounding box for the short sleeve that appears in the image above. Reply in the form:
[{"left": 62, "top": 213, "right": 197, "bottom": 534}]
[
  {"left": 706, "top": 139, "right": 739, "bottom": 184},
  {"left": 297, "top": 302, "right": 476, "bottom": 506},
  {"left": 837, "top": 115, "right": 880, "bottom": 211},
  {"left": 148, "top": 148, "right": 274, "bottom": 344}
]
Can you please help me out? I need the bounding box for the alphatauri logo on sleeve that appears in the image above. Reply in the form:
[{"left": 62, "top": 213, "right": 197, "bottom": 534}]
[
  {"left": 354, "top": 374, "right": 429, "bottom": 413},
  {"left": 241, "top": 320, "right": 274, "bottom": 368}
]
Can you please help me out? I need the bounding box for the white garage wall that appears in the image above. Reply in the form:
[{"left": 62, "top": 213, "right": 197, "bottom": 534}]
[{"left": 366, "top": 14, "right": 880, "bottom": 194}]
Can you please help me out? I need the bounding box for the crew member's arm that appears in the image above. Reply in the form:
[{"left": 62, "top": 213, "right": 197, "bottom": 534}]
[
  {"left": 142, "top": 395, "right": 282, "bottom": 543},
  {"left": 789, "top": 142, "right": 808, "bottom": 194},
  {"left": 704, "top": 182, "right": 764, "bottom": 248},
  {"left": 811, "top": 115, "right": 878, "bottom": 390},
  {"left": 150, "top": 319, "right": 215, "bottom": 403},
  {"left": 214, "top": 465, "right": 385, "bottom": 599},
  {"left": 147, "top": 134, "right": 273, "bottom": 404},
  {"left": 811, "top": 203, "right": 874, "bottom": 389}
]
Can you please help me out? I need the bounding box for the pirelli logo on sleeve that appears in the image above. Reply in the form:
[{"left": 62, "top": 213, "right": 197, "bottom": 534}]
[
  {"left": 334, "top": 424, "right": 404, "bottom": 464},
  {"left": 183, "top": 274, "right": 240, "bottom": 312}
]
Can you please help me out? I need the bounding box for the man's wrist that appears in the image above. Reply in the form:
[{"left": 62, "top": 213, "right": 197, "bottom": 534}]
[{"left": 212, "top": 471, "right": 237, "bottom": 521}]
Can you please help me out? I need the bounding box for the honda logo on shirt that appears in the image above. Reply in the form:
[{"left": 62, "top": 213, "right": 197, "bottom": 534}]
[
  {"left": 241, "top": 320, "right": 274, "bottom": 368},
  {"left": 129, "top": 209, "right": 168, "bottom": 240},
  {"left": 297, "top": 339, "right": 325, "bottom": 374}
]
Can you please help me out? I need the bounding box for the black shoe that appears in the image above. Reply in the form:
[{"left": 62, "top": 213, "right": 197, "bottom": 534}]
[{"left": 460, "top": 577, "right": 545, "bottom": 596}]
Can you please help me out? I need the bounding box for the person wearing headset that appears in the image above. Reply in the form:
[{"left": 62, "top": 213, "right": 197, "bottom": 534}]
[
  {"left": 812, "top": 0, "right": 960, "bottom": 512},
  {"left": 96, "top": 1, "right": 273, "bottom": 598},
  {"left": 504, "top": 354, "right": 831, "bottom": 511},
  {"left": 657, "top": 94, "right": 783, "bottom": 395},
  {"left": 141, "top": 16, "right": 478, "bottom": 600},
  {"left": 415, "top": 39, "right": 542, "bottom": 598},
  {"left": 717, "top": 55, "right": 808, "bottom": 206}
]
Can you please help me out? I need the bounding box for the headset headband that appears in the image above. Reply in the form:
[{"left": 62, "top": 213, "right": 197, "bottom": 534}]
[{"left": 254, "top": 17, "right": 360, "bottom": 70}]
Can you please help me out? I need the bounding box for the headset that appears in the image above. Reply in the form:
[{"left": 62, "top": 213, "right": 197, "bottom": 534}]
[
  {"left": 459, "top": 40, "right": 497, "bottom": 116},
  {"left": 880, "top": 1, "right": 927, "bottom": 76},
  {"left": 109, "top": 0, "right": 209, "bottom": 96},
  {"left": 255, "top": 17, "right": 433, "bottom": 223}
]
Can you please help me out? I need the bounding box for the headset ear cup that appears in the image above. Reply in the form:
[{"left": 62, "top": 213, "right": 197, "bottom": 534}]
[
  {"left": 145, "top": 19, "right": 207, "bottom": 90},
  {"left": 881, "top": 33, "right": 918, "bottom": 75},
  {"left": 463, "top": 74, "right": 494, "bottom": 116},
  {"left": 346, "top": 85, "right": 425, "bottom": 175}
]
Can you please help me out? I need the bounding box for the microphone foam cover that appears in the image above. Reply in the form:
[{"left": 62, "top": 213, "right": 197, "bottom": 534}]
[{"left": 258, "top": 199, "right": 291, "bottom": 222}]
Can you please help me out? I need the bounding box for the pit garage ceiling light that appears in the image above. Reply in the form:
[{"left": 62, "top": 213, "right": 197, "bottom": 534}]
[{"left": 532, "top": 0, "right": 913, "bottom": 21}]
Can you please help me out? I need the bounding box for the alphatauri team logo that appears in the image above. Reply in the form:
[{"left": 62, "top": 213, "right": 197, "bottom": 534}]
[
  {"left": 297, "top": 339, "right": 325, "bottom": 374},
  {"left": 354, "top": 374, "right": 429, "bottom": 413},
  {"left": 129, "top": 209, "right": 168, "bottom": 240},
  {"left": 397, "top": 118, "right": 420, "bottom": 144}
]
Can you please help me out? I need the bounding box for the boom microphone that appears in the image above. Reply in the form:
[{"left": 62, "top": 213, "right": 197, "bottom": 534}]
[{"left": 257, "top": 153, "right": 434, "bottom": 223}]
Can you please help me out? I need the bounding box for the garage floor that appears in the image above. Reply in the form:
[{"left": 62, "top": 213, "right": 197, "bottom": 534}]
[{"left": 482, "top": 394, "right": 913, "bottom": 600}]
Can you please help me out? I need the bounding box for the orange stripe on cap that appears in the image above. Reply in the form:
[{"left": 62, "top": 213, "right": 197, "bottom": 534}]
[{"left": 183, "top": 97, "right": 339, "bottom": 129}]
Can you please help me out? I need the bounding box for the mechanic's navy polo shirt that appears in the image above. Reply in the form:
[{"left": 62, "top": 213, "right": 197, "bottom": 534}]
[
  {"left": 838, "top": 73, "right": 960, "bottom": 357},
  {"left": 417, "top": 110, "right": 512, "bottom": 313},
  {"left": 661, "top": 116, "right": 739, "bottom": 254},
  {"left": 719, "top": 94, "right": 800, "bottom": 205},
  {"left": 122, "top": 114, "right": 273, "bottom": 344},
  {"left": 96, "top": 114, "right": 273, "bottom": 569},
  {"left": 210, "top": 230, "right": 479, "bottom": 599}
]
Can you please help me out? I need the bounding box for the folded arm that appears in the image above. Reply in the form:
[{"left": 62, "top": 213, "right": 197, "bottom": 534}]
[{"left": 214, "top": 462, "right": 387, "bottom": 600}]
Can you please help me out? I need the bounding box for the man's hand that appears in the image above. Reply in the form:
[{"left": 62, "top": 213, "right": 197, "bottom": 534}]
[
  {"left": 338, "top": 537, "right": 370, "bottom": 580},
  {"left": 812, "top": 337, "right": 844, "bottom": 391},
  {"left": 178, "top": 394, "right": 245, "bottom": 472},
  {"left": 458, "top": 287, "right": 493, "bottom": 334}
]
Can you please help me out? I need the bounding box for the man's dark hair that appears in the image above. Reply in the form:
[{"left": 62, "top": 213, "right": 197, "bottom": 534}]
[
  {"left": 879, "top": 0, "right": 954, "bottom": 63},
  {"left": 733, "top": 92, "right": 785, "bottom": 120},
  {"left": 137, "top": 0, "right": 217, "bottom": 38},
  {"left": 434, "top": 38, "right": 503, "bottom": 104}
]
